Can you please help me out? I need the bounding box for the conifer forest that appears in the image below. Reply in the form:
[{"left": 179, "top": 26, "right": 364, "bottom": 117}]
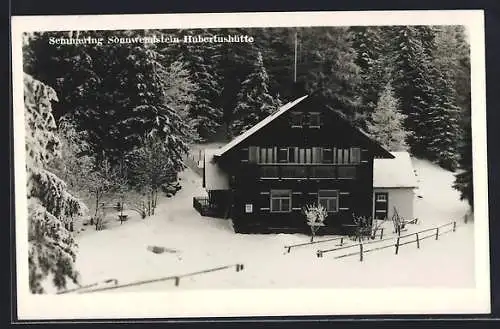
[{"left": 22, "top": 26, "right": 472, "bottom": 293}]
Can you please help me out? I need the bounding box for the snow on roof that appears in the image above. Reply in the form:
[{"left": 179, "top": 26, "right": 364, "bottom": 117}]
[
  {"left": 213, "top": 95, "right": 309, "bottom": 157},
  {"left": 373, "top": 152, "right": 418, "bottom": 188}
]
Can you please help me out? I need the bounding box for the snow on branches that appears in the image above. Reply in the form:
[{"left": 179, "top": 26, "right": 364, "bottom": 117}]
[
  {"left": 24, "top": 74, "right": 85, "bottom": 293},
  {"left": 303, "top": 203, "right": 328, "bottom": 242}
]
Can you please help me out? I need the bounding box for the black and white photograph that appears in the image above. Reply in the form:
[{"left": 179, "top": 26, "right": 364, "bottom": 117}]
[{"left": 11, "top": 10, "right": 490, "bottom": 319}]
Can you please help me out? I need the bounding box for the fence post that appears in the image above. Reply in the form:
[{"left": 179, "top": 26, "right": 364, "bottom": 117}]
[
  {"left": 435, "top": 227, "right": 439, "bottom": 240},
  {"left": 395, "top": 237, "right": 400, "bottom": 255},
  {"left": 174, "top": 277, "right": 180, "bottom": 287},
  {"left": 416, "top": 233, "right": 420, "bottom": 249},
  {"left": 453, "top": 221, "right": 457, "bottom": 232},
  {"left": 380, "top": 228, "right": 384, "bottom": 240},
  {"left": 359, "top": 243, "right": 364, "bottom": 262},
  {"left": 340, "top": 237, "right": 344, "bottom": 246}
]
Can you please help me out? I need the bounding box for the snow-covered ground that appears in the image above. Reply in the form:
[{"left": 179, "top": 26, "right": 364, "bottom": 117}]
[{"left": 54, "top": 157, "right": 475, "bottom": 293}]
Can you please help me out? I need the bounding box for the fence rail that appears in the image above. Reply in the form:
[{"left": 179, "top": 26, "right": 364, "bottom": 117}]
[
  {"left": 317, "top": 221, "right": 457, "bottom": 262},
  {"left": 317, "top": 235, "right": 397, "bottom": 257},
  {"left": 284, "top": 227, "right": 385, "bottom": 255},
  {"left": 284, "top": 236, "right": 345, "bottom": 253},
  {"left": 58, "top": 264, "right": 245, "bottom": 294}
]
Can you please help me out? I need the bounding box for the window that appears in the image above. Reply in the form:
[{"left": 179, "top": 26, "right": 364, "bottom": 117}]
[
  {"left": 278, "top": 148, "right": 289, "bottom": 163},
  {"left": 376, "top": 194, "right": 387, "bottom": 202},
  {"left": 270, "top": 190, "right": 292, "bottom": 213},
  {"left": 322, "top": 148, "right": 333, "bottom": 163},
  {"left": 308, "top": 112, "right": 321, "bottom": 127},
  {"left": 318, "top": 190, "right": 339, "bottom": 213},
  {"left": 290, "top": 112, "right": 304, "bottom": 127}
]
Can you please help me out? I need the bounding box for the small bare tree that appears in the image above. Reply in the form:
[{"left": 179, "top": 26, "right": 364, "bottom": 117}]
[
  {"left": 303, "top": 203, "right": 328, "bottom": 242},
  {"left": 351, "top": 214, "right": 376, "bottom": 242}
]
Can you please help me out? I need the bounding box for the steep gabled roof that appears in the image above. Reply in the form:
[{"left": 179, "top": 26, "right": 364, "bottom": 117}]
[
  {"left": 374, "top": 152, "right": 418, "bottom": 188},
  {"left": 213, "top": 95, "right": 309, "bottom": 157},
  {"left": 213, "top": 94, "right": 393, "bottom": 159}
]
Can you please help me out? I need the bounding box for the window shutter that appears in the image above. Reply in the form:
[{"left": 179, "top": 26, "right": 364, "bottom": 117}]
[
  {"left": 292, "top": 192, "right": 302, "bottom": 210},
  {"left": 266, "top": 148, "right": 273, "bottom": 164},
  {"left": 305, "top": 148, "right": 312, "bottom": 163},
  {"left": 361, "top": 149, "right": 369, "bottom": 162},
  {"left": 343, "top": 149, "right": 350, "bottom": 164},
  {"left": 299, "top": 148, "right": 305, "bottom": 163},
  {"left": 312, "top": 147, "right": 322, "bottom": 163},
  {"left": 248, "top": 146, "right": 259, "bottom": 163},
  {"left": 337, "top": 148, "right": 343, "bottom": 164},
  {"left": 333, "top": 147, "right": 337, "bottom": 164},
  {"left": 339, "top": 192, "right": 351, "bottom": 211},
  {"left": 350, "top": 147, "right": 360, "bottom": 164},
  {"left": 260, "top": 148, "right": 266, "bottom": 164}
]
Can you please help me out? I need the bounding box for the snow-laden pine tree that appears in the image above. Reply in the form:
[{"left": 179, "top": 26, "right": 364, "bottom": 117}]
[
  {"left": 24, "top": 74, "right": 86, "bottom": 293},
  {"left": 173, "top": 32, "right": 224, "bottom": 140},
  {"left": 230, "top": 52, "right": 281, "bottom": 136},
  {"left": 425, "top": 74, "right": 461, "bottom": 170},
  {"left": 351, "top": 26, "right": 393, "bottom": 128},
  {"left": 366, "top": 83, "right": 409, "bottom": 151},
  {"left": 453, "top": 114, "right": 473, "bottom": 209},
  {"left": 389, "top": 26, "right": 460, "bottom": 169},
  {"left": 297, "top": 27, "right": 362, "bottom": 123}
]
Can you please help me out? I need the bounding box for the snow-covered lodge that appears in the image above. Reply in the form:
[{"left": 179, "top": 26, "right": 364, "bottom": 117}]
[{"left": 196, "top": 94, "right": 418, "bottom": 234}]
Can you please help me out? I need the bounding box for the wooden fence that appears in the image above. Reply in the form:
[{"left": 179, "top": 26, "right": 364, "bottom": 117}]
[
  {"left": 57, "top": 263, "right": 245, "bottom": 294},
  {"left": 283, "top": 227, "right": 385, "bottom": 254},
  {"left": 316, "top": 221, "right": 457, "bottom": 262}
]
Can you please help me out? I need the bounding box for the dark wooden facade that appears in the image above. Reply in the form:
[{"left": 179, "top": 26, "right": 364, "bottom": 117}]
[{"left": 209, "top": 96, "right": 393, "bottom": 234}]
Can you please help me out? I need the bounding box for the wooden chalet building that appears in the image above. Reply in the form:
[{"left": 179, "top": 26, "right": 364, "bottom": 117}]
[{"left": 197, "top": 94, "right": 397, "bottom": 234}]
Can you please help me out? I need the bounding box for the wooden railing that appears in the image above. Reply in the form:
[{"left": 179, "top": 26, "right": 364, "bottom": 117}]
[
  {"left": 316, "top": 221, "right": 457, "bottom": 262},
  {"left": 58, "top": 264, "right": 245, "bottom": 294},
  {"left": 259, "top": 164, "right": 356, "bottom": 180},
  {"left": 193, "top": 196, "right": 210, "bottom": 215}
]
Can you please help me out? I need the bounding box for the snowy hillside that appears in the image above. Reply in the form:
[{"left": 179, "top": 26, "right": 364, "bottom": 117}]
[{"left": 48, "top": 157, "right": 474, "bottom": 293}]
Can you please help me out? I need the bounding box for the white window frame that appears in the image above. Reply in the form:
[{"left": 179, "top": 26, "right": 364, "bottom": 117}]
[
  {"left": 376, "top": 193, "right": 387, "bottom": 202},
  {"left": 270, "top": 190, "right": 292, "bottom": 213},
  {"left": 278, "top": 147, "right": 289, "bottom": 163},
  {"left": 290, "top": 111, "right": 304, "bottom": 128},
  {"left": 318, "top": 189, "right": 339, "bottom": 213},
  {"left": 308, "top": 112, "right": 321, "bottom": 127}
]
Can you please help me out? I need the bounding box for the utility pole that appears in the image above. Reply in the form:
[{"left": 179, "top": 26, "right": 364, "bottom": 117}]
[{"left": 294, "top": 30, "right": 298, "bottom": 82}]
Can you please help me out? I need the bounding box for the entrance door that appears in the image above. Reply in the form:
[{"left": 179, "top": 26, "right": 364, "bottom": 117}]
[{"left": 374, "top": 192, "right": 389, "bottom": 220}]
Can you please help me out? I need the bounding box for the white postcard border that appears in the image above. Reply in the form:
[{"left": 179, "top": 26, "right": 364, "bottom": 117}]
[{"left": 11, "top": 10, "right": 490, "bottom": 320}]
